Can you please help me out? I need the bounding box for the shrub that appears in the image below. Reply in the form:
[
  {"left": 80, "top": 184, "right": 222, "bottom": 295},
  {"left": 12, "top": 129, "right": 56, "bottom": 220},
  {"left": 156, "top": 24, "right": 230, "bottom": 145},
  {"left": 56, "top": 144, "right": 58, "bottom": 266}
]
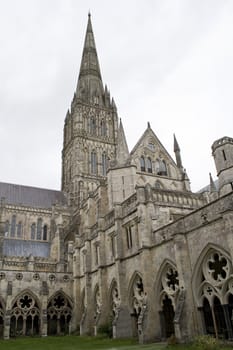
[
  {"left": 193, "top": 335, "right": 219, "bottom": 350},
  {"left": 97, "top": 323, "right": 112, "bottom": 338}
]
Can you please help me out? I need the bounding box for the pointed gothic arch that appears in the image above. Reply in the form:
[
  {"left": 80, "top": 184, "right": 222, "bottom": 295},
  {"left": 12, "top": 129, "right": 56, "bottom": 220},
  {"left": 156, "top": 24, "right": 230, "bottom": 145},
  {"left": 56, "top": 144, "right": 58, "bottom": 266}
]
[
  {"left": 109, "top": 279, "right": 120, "bottom": 323},
  {"left": 155, "top": 259, "right": 180, "bottom": 338},
  {"left": 10, "top": 290, "right": 41, "bottom": 337},
  {"left": 93, "top": 284, "right": 101, "bottom": 326},
  {"left": 47, "top": 291, "right": 73, "bottom": 335},
  {"left": 192, "top": 244, "right": 233, "bottom": 339},
  {"left": 128, "top": 272, "right": 147, "bottom": 338}
]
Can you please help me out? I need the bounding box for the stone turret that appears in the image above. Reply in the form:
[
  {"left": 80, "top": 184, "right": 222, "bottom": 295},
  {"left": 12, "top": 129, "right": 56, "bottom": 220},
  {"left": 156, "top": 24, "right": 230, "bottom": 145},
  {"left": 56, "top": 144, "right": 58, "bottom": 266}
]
[
  {"left": 212, "top": 136, "right": 233, "bottom": 196},
  {"left": 173, "top": 134, "right": 183, "bottom": 169}
]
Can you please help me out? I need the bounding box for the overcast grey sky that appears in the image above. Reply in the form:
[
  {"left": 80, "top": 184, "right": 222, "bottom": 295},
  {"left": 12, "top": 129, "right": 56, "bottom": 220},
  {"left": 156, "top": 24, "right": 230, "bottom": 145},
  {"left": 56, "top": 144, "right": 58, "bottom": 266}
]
[{"left": 0, "top": 0, "right": 233, "bottom": 192}]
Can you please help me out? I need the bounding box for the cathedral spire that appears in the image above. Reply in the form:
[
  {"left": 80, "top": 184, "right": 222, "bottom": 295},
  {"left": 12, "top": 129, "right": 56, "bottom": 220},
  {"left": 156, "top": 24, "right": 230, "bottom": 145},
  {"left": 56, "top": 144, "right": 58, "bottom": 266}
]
[{"left": 76, "top": 13, "right": 104, "bottom": 104}]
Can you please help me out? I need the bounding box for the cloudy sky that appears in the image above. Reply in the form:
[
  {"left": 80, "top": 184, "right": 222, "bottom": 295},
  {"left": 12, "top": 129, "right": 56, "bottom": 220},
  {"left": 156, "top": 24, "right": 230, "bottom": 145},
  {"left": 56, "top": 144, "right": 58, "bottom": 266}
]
[{"left": 0, "top": 0, "right": 233, "bottom": 192}]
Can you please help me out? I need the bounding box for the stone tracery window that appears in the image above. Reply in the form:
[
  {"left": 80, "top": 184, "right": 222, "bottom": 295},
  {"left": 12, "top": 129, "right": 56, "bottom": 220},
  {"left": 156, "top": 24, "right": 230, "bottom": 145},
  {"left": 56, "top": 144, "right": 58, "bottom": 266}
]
[
  {"left": 110, "top": 283, "right": 121, "bottom": 322},
  {"left": 195, "top": 249, "right": 233, "bottom": 339},
  {"left": 158, "top": 263, "right": 180, "bottom": 338},
  {"left": 10, "top": 292, "right": 40, "bottom": 337},
  {"left": 47, "top": 293, "right": 72, "bottom": 335},
  {"left": 130, "top": 275, "right": 147, "bottom": 337},
  {"left": 94, "top": 286, "right": 101, "bottom": 324}
]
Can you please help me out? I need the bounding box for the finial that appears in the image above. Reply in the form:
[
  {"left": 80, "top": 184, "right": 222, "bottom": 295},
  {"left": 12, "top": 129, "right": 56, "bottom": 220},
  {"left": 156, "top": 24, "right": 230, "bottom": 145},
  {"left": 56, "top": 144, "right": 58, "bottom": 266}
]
[
  {"left": 209, "top": 172, "right": 217, "bottom": 192},
  {"left": 147, "top": 122, "right": 151, "bottom": 129},
  {"left": 88, "top": 11, "right": 91, "bottom": 18}
]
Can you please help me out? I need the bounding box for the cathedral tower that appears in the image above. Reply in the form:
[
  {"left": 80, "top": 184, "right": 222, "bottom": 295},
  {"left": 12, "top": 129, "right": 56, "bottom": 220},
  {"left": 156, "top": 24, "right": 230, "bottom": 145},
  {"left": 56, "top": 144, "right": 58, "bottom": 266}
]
[
  {"left": 62, "top": 14, "right": 119, "bottom": 206},
  {"left": 212, "top": 136, "right": 233, "bottom": 196}
]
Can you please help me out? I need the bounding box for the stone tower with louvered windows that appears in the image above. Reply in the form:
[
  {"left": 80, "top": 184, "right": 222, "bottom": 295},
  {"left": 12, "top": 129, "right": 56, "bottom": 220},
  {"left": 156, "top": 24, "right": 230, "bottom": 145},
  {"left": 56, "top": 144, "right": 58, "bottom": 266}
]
[{"left": 62, "top": 14, "right": 119, "bottom": 206}]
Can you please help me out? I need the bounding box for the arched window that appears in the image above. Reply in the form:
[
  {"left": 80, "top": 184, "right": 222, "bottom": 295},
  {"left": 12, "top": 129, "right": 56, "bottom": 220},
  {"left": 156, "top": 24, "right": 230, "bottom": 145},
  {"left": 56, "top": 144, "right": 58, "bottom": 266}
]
[
  {"left": 36, "top": 218, "right": 42, "bottom": 240},
  {"left": 91, "top": 151, "right": 97, "bottom": 175},
  {"left": 10, "top": 215, "right": 16, "bottom": 237},
  {"left": 17, "top": 222, "right": 22, "bottom": 238},
  {"left": 100, "top": 119, "right": 106, "bottom": 136},
  {"left": 156, "top": 159, "right": 168, "bottom": 176},
  {"left": 43, "top": 225, "right": 48, "bottom": 241},
  {"left": 10, "top": 292, "right": 40, "bottom": 337},
  {"left": 31, "top": 223, "right": 36, "bottom": 240},
  {"left": 147, "top": 157, "right": 152, "bottom": 173},
  {"left": 102, "top": 153, "right": 108, "bottom": 176},
  {"left": 140, "top": 156, "right": 145, "bottom": 172},
  {"left": 47, "top": 293, "right": 72, "bottom": 335},
  {"left": 161, "top": 160, "right": 168, "bottom": 176}
]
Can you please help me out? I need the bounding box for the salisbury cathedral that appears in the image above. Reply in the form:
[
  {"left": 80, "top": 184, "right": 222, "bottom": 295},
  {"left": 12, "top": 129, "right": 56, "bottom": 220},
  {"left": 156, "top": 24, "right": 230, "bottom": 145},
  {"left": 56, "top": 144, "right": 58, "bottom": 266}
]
[{"left": 0, "top": 14, "right": 233, "bottom": 342}]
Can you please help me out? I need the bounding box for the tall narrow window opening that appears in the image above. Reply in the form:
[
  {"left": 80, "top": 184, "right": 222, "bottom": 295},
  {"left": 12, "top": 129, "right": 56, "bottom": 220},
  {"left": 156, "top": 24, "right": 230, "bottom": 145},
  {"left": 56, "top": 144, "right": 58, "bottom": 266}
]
[
  {"left": 126, "top": 226, "right": 133, "bottom": 249},
  {"left": 91, "top": 151, "right": 97, "bottom": 175},
  {"left": 222, "top": 150, "right": 227, "bottom": 161},
  {"left": 100, "top": 119, "right": 106, "bottom": 136},
  {"left": 102, "top": 153, "right": 107, "bottom": 176},
  {"left": 36, "top": 218, "right": 42, "bottom": 240},
  {"left": 31, "top": 223, "right": 36, "bottom": 240},
  {"left": 147, "top": 157, "right": 152, "bottom": 173},
  {"left": 17, "top": 222, "right": 22, "bottom": 238},
  {"left": 140, "top": 156, "right": 145, "bottom": 172},
  {"left": 43, "top": 225, "right": 48, "bottom": 241}
]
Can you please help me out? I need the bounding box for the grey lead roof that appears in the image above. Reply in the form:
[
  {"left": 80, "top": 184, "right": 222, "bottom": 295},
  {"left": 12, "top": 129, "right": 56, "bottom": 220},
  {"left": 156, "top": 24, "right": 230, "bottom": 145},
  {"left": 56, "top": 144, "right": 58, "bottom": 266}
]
[{"left": 0, "top": 182, "right": 67, "bottom": 209}]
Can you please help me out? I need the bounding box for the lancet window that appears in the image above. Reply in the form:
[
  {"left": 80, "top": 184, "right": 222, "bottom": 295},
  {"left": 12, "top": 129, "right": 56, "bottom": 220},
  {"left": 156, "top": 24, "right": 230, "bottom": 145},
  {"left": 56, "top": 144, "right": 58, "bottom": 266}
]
[
  {"left": 147, "top": 157, "right": 152, "bottom": 173},
  {"left": 91, "top": 151, "right": 97, "bottom": 175},
  {"left": 100, "top": 119, "right": 107, "bottom": 136},
  {"left": 140, "top": 156, "right": 145, "bottom": 172},
  {"left": 102, "top": 153, "right": 108, "bottom": 176}
]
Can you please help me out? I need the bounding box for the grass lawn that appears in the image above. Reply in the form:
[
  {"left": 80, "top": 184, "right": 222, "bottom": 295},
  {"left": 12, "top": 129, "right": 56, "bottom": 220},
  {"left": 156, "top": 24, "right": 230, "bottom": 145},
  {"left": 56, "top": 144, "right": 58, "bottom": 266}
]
[{"left": 0, "top": 336, "right": 232, "bottom": 350}]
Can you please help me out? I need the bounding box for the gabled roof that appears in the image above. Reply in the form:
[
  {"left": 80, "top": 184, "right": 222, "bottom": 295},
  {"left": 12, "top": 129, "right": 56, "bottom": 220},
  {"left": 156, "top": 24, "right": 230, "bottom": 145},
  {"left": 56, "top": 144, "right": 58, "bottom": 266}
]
[
  {"left": 0, "top": 182, "right": 67, "bottom": 209},
  {"left": 129, "top": 124, "right": 177, "bottom": 167}
]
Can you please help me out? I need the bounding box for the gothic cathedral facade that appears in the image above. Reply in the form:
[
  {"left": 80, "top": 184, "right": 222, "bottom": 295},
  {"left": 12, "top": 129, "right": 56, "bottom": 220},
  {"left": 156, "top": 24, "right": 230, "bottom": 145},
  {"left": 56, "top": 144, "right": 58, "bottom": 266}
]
[{"left": 0, "top": 14, "right": 233, "bottom": 342}]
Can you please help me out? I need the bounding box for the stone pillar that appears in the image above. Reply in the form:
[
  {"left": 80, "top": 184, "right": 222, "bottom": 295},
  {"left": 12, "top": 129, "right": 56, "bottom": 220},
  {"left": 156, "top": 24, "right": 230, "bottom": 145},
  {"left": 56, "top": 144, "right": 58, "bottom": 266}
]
[
  {"left": 173, "top": 231, "right": 197, "bottom": 341},
  {"left": 0, "top": 197, "right": 5, "bottom": 257},
  {"left": 4, "top": 282, "right": 13, "bottom": 339},
  {"left": 41, "top": 282, "right": 49, "bottom": 336},
  {"left": 80, "top": 238, "right": 94, "bottom": 335},
  {"left": 3, "top": 310, "right": 11, "bottom": 339},
  {"left": 113, "top": 259, "right": 132, "bottom": 338},
  {"left": 137, "top": 248, "right": 157, "bottom": 343}
]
